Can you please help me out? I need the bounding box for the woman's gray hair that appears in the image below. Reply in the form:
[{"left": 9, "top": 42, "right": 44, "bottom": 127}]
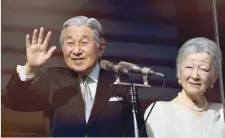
[
  {"left": 59, "top": 16, "right": 104, "bottom": 47},
  {"left": 176, "top": 37, "right": 222, "bottom": 78}
]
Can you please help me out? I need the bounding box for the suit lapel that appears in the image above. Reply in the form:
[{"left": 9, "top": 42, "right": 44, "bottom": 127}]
[
  {"left": 86, "top": 70, "right": 115, "bottom": 128},
  {"left": 64, "top": 69, "right": 86, "bottom": 125},
  {"left": 70, "top": 84, "right": 86, "bottom": 125}
]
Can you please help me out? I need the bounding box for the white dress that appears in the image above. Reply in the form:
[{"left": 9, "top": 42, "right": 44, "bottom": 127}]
[{"left": 144, "top": 101, "right": 225, "bottom": 138}]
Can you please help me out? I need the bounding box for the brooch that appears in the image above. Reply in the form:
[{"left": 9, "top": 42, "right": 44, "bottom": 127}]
[{"left": 212, "top": 110, "right": 220, "bottom": 121}]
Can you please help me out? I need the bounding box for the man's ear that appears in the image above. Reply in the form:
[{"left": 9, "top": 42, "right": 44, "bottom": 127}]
[
  {"left": 98, "top": 38, "right": 106, "bottom": 57},
  {"left": 99, "top": 38, "right": 106, "bottom": 50}
]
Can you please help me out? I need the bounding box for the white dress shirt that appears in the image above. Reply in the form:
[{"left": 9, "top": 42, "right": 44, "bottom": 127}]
[{"left": 81, "top": 63, "right": 100, "bottom": 101}]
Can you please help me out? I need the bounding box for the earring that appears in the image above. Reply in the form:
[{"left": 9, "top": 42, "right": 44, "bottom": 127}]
[
  {"left": 178, "top": 80, "right": 181, "bottom": 84},
  {"left": 210, "top": 84, "right": 214, "bottom": 88}
]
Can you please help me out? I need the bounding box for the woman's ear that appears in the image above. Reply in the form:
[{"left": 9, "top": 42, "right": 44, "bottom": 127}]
[
  {"left": 210, "top": 72, "right": 219, "bottom": 88},
  {"left": 211, "top": 77, "right": 217, "bottom": 88},
  {"left": 176, "top": 69, "right": 182, "bottom": 85},
  {"left": 176, "top": 70, "right": 180, "bottom": 80}
]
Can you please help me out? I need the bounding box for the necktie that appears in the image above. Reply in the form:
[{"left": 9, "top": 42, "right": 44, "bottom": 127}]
[{"left": 81, "top": 76, "right": 94, "bottom": 123}]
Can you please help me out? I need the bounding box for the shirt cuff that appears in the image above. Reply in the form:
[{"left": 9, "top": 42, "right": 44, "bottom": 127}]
[{"left": 16, "top": 65, "right": 35, "bottom": 81}]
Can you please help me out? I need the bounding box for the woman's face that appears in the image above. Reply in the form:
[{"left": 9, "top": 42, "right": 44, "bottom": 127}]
[{"left": 178, "top": 53, "right": 215, "bottom": 96}]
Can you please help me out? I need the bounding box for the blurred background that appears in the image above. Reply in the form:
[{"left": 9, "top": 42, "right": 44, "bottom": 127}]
[{"left": 1, "top": 0, "right": 225, "bottom": 136}]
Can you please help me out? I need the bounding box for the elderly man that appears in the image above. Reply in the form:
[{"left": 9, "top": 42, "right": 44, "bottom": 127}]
[{"left": 3, "top": 16, "right": 146, "bottom": 137}]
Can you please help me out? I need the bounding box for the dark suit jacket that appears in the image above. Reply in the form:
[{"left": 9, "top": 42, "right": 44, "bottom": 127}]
[{"left": 2, "top": 67, "right": 147, "bottom": 137}]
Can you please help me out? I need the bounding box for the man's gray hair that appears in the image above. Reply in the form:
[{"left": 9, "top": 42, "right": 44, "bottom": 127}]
[
  {"left": 176, "top": 37, "right": 222, "bottom": 78},
  {"left": 59, "top": 16, "right": 104, "bottom": 47}
]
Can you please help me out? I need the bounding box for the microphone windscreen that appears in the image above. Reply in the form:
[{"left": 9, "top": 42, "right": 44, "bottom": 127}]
[{"left": 100, "top": 60, "right": 114, "bottom": 70}]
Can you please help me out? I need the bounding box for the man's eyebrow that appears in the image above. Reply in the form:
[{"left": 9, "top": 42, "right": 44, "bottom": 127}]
[
  {"left": 80, "top": 35, "right": 91, "bottom": 39},
  {"left": 64, "top": 35, "right": 91, "bottom": 40},
  {"left": 64, "top": 36, "right": 73, "bottom": 40}
]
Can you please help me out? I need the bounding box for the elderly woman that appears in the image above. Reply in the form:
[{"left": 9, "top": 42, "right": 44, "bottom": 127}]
[{"left": 144, "top": 37, "right": 225, "bottom": 138}]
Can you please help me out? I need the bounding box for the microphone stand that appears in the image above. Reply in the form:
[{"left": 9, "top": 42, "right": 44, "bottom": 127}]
[
  {"left": 129, "top": 75, "right": 139, "bottom": 137},
  {"left": 112, "top": 73, "right": 151, "bottom": 137}
]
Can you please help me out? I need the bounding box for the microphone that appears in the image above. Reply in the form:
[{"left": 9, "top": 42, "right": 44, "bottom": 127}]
[
  {"left": 119, "top": 61, "right": 165, "bottom": 77},
  {"left": 100, "top": 60, "right": 129, "bottom": 75}
]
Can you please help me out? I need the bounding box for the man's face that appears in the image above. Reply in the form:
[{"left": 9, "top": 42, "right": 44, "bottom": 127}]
[
  {"left": 178, "top": 53, "right": 214, "bottom": 96},
  {"left": 61, "top": 25, "right": 105, "bottom": 76}
]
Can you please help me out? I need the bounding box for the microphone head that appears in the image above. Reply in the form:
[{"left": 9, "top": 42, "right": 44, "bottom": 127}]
[
  {"left": 119, "top": 61, "right": 165, "bottom": 77},
  {"left": 100, "top": 60, "right": 115, "bottom": 70},
  {"left": 100, "top": 60, "right": 129, "bottom": 75},
  {"left": 100, "top": 60, "right": 114, "bottom": 70},
  {"left": 119, "top": 61, "right": 142, "bottom": 73},
  {"left": 119, "top": 61, "right": 134, "bottom": 69}
]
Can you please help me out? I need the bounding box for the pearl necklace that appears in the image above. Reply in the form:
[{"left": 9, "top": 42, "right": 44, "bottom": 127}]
[{"left": 178, "top": 93, "right": 208, "bottom": 111}]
